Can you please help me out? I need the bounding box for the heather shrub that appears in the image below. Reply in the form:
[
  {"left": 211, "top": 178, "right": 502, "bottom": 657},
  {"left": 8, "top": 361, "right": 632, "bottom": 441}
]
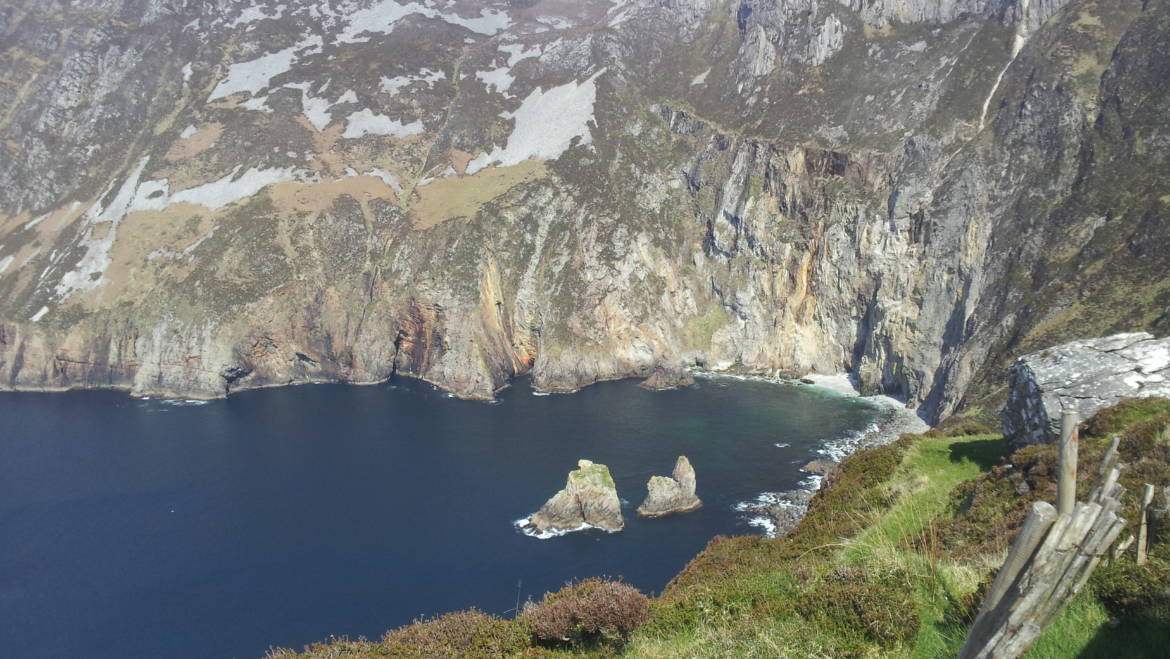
[
  {"left": 522, "top": 577, "right": 650, "bottom": 649},
  {"left": 795, "top": 565, "right": 919, "bottom": 650},
  {"left": 379, "top": 608, "right": 533, "bottom": 657}
]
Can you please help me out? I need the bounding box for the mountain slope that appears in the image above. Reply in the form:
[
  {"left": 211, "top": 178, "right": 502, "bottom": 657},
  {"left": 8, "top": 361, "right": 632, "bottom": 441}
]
[{"left": 0, "top": 0, "right": 1166, "bottom": 422}]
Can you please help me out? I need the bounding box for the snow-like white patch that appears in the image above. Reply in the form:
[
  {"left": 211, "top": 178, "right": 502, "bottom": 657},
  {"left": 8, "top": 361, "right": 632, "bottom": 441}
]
[
  {"left": 209, "top": 35, "right": 321, "bottom": 100},
  {"left": 446, "top": 8, "right": 512, "bottom": 35},
  {"left": 336, "top": 90, "right": 357, "bottom": 104},
  {"left": 240, "top": 95, "right": 273, "bottom": 112},
  {"left": 30, "top": 306, "right": 49, "bottom": 322},
  {"left": 338, "top": 0, "right": 428, "bottom": 42},
  {"left": 230, "top": 4, "right": 285, "bottom": 28},
  {"left": 170, "top": 166, "right": 299, "bottom": 210},
  {"left": 286, "top": 82, "right": 340, "bottom": 131},
  {"left": 24, "top": 210, "right": 53, "bottom": 230},
  {"left": 465, "top": 70, "right": 605, "bottom": 175},
  {"left": 0, "top": 255, "right": 13, "bottom": 275},
  {"left": 339, "top": 2, "right": 511, "bottom": 43},
  {"left": 129, "top": 178, "right": 171, "bottom": 212},
  {"left": 476, "top": 66, "right": 515, "bottom": 94},
  {"left": 380, "top": 75, "right": 413, "bottom": 95},
  {"left": 500, "top": 42, "right": 542, "bottom": 67},
  {"left": 365, "top": 168, "right": 403, "bottom": 193},
  {"left": 342, "top": 109, "right": 424, "bottom": 139},
  {"left": 179, "top": 124, "right": 198, "bottom": 139},
  {"left": 537, "top": 15, "right": 573, "bottom": 30},
  {"left": 181, "top": 62, "right": 193, "bottom": 82},
  {"left": 183, "top": 227, "right": 218, "bottom": 255},
  {"left": 691, "top": 68, "right": 710, "bottom": 86},
  {"left": 55, "top": 157, "right": 150, "bottom": 299}
]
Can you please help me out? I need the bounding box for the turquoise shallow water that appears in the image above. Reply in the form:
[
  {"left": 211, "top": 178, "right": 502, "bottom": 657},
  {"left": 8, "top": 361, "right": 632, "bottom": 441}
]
[{"left": 0, "top": 375, "right": 877, "bottom": 658}]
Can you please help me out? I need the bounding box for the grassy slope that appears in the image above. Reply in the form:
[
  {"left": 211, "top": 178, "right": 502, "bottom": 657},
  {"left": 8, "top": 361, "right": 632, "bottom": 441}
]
[{"left": 274, "top": 400, "right": 1170, "bottom": 658}]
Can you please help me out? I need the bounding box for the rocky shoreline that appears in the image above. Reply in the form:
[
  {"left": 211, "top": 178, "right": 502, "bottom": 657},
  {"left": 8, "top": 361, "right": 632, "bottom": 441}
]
[{"left": 735, "top": 373, "right": 930, "bottom": 538}]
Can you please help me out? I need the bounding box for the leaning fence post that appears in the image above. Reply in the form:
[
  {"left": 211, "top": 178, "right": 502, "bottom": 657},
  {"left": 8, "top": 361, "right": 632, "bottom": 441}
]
[
  {"left": 1138, "top": 484, "right": 1155, "bottom": 565},
  {"left": 1058, "top": 409, "right": 1079, "bottom": 516}
]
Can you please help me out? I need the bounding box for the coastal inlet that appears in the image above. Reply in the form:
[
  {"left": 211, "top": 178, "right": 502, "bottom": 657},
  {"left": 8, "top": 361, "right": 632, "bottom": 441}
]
[{"left": 0, "top": 374, "right": 881, "bottom": 659}]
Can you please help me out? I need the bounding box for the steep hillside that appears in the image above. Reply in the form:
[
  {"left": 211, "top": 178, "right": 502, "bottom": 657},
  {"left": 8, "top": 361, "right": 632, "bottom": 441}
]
[{"left": 0, "top": 0, "right": 1167, "bottom": 422}]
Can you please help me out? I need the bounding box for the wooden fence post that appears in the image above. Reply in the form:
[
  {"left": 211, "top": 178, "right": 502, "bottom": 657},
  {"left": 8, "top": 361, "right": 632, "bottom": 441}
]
[
  {"left": 1058, "top": 409, "right": 1079, "bottom": 516},
  {"left": 1138, "top": 483, "right": 1155, "bottom": 565}
]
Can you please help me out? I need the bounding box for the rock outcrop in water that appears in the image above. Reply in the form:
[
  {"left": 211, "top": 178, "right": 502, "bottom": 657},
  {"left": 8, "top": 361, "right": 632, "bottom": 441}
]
[
  {"left": 639, "top": 365, "right": 695, "bottom": 391},
  {"left": 526, "top": 460, "right": 624, "bottom": 535},
  {"left": 1002, "top": 333, "right": 1170, "bottom": 448},
  {"left": 637, "top": 456, "right": 701, "bottom": 518}
]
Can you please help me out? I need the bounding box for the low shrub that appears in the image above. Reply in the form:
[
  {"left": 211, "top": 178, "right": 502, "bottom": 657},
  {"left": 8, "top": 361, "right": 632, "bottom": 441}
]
[
  {"left": 522, "top": 577, "right": 650, "bottom": 649},
  {"left": 379, "top": 608, "right": 533, "bottom": 658},
  {"left": 1092, "top": 552, "right": 1170, "bottom": 620},
  {"left": 794, "top": 565, "right": 919, "bottom": 651}
]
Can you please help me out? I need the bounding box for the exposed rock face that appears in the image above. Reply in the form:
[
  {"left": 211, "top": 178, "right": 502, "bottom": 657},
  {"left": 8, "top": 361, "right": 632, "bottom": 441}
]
[
  {"left": 0, "top": 0, "right": 1167, "bottom": 426},
  {"left": 1002, "top": 333, "right": 1170, "bottom": 448},
  {"left": 637, "top": 456, "right": 702, "bottom": 517},
  {"left": 639, "top": 365, "right": 695, "bottom": 391},
  {"left": 527, "top": 460, "right": 624, "bottom": 534}
]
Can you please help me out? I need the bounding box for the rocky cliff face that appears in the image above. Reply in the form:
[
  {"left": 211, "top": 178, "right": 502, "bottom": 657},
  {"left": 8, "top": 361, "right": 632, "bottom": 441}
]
[
  {"left": 0, "top": 0, "right": 1167, "bottom": 422},
  {"left": 637, "top": 455, "right": 701, "bottom": 517},
  {"left": 1003, "top": 332, "right": 1170, "bottom": 448},
  {"left": 525, "top": 459, "right": 624, "bottom": 534}
]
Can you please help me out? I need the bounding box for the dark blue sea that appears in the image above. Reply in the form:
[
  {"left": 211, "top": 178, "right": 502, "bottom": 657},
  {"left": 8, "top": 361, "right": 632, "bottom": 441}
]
[{"left": 0, "top": 375, "right": 878, "bottom": 658}]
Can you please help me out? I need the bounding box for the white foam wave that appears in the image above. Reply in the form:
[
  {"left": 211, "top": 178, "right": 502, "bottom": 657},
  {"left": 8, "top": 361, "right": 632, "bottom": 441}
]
[
  {"left": 816, "top": 421, "right": 881, "bottom": 462},
  {"left": 747, "top": 516, "right": 777, "bottom": 538},
  {"left": 514, "top": 517, "right": 592, "bottom": 539},
  {"left": 773, "top": 442, "right": 790, "bottom": 448}
]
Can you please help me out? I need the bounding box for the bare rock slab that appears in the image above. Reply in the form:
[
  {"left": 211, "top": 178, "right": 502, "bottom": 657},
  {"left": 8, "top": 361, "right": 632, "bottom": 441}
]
[
  {"left": 526, "top": 460, "right": 624, "bottom": 534},
  {"left": 637, "top": 456, "right": 702, "bottom": 518},
  {"left": 1002, "top": 332, "right": 1170, "bottom": 449}
]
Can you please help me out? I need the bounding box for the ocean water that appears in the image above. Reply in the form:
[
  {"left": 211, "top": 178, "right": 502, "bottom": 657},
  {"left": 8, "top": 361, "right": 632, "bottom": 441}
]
[{"left": 0, "top": 376, "right": 878, "bottom": 658}]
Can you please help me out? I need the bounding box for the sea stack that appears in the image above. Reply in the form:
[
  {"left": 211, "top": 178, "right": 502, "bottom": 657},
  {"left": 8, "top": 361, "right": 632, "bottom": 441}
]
[
  {"left": 527, "top": 460, "right": 624, "bottom": 534},
  {"left": 637, "top": 456, "right": 702, "bottom": 518}
]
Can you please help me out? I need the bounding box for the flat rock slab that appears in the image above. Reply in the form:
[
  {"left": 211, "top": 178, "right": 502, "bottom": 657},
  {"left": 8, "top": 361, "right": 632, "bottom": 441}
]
[{"left": 1002, "top": 332, "right": 1170, "bottom": 448}]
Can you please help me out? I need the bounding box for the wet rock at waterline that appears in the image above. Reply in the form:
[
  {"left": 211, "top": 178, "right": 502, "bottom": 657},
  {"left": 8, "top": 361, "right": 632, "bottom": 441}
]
[
  {"left": 639, "top": 366, "right": 696, "bottom": 391},
  {"left": 524, "top": 460, "right": 624, "bottom": 534},
  {"left": 637, "top": 456, "right": 702, "bottom": 518}
]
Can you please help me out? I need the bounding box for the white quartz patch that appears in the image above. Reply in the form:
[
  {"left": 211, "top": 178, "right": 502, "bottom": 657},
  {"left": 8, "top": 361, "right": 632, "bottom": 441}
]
[
  {"left": 476, "top": 66, "right": 515, "bottom": 94},
  {"left": 499, "top": 43, "right": 541, "bottom": 67},
  {"left": 338, "top": 1, "right": 512, "bottom": 43},
  {"left": 170, "top": 166, "right": 299, "bottom": 210},
  {"left": 209, "top": 36, "right": 321, "bottom": 100},
  {"left": 30, "top": 306, "right": 49, "bottom": 322},
  {"left": 0, "top": 254, "right": 13, "bottom": 275},
  {"left": 365, "top": 168, "right": 403, "bottom": 193},
  {"left": 55, "top": 157, "right": 150, "bottom": 299},
  {"left": 179, "top": 124, "right": 198, "bottom": 139},
  {"left": 466, "top": 70, "right": 604, "bottom": 175},
  {"left": 691, "top": 68, "right": 710, "bottom": 86},
  {"left": 342, "top": 109, "right": 424, "bottom": 139}
]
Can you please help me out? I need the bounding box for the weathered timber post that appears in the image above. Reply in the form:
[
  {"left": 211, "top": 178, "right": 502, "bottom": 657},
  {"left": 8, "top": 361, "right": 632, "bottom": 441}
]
[
  {"left": 1152, "top": 486, "right": 1170, "bottom": 545},
  {"left": 1058, "top": 409, "right": 1079, "bottom": 516},
  {"left": 1113, "top": 534, "right": 1135, "bottom": 562},
  {"left": 967, "top": 501, "right": 1058, "bottom": 629},
  {"left": 1138, "top": 483, "right": 1155, "bottom": 565}
]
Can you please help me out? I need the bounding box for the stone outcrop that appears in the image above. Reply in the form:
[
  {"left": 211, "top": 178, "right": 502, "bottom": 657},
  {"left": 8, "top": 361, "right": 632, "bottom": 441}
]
[
  {"left": 1002, "top": 333, "right": 1170, "bottom": 448},
  {"left": 639, "top": 365, "right": 695, "bottom": 391},
  {"left": 526, "top": 460, "right": 624, "bottom": 534},
  {"left": 637, "top": 456, "right": 702, "bottom": 518}
]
